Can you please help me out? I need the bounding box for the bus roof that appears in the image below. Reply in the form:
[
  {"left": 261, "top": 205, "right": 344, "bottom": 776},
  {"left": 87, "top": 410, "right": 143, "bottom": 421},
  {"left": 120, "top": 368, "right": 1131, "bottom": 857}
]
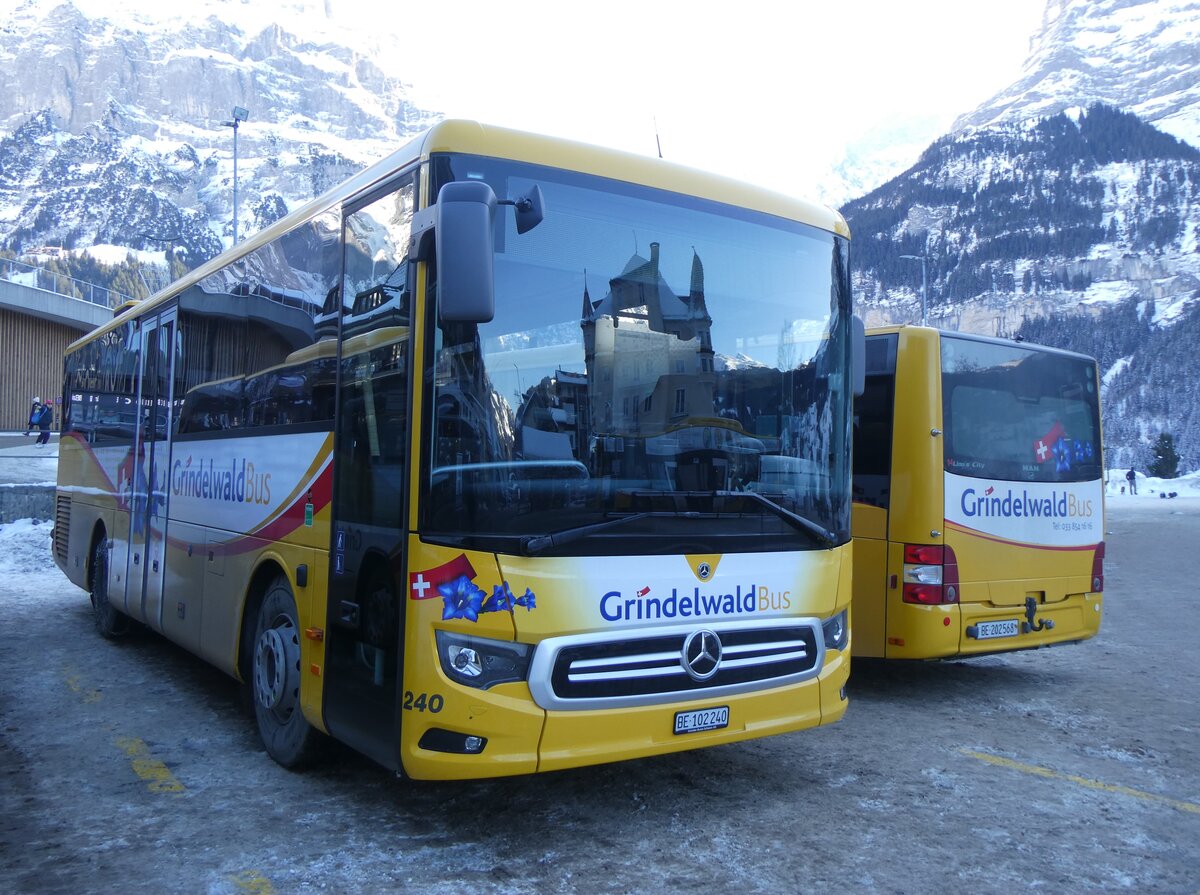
[
  {"left": 420, "top": 120, "right": 849, "bottom": 237},
  {"left": 865, "top": 324, "right": 1097, "bottom": 364},
  {"left": 71, "top": 120, "right": 849, "bottom": 353}
]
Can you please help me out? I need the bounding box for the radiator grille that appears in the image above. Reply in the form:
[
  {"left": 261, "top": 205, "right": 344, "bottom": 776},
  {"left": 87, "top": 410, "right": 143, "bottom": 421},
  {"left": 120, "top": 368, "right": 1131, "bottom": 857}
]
[
  {"left": 53, "top": 493, "right": 70, "bottom": 566},
  {"left": 528, "top": 619, "right": 825, "bottom": 710}
]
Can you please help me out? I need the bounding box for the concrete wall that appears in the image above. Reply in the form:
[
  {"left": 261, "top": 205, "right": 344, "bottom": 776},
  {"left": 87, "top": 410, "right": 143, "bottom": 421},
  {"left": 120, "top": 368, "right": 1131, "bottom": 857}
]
[{"left": 0, "top": 483, "right": 54, "bottom": 522}]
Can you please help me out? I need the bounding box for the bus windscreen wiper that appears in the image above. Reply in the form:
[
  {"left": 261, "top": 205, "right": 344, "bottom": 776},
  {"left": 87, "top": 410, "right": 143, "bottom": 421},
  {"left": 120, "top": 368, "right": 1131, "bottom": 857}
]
[
  {"left": 627, "top": 489, "right": 837, "bottom": 549},
  {"left": 714, "top": 490, "right": 838, "bottom": 548},
  {"left": 521, "top": 512, "right": 654, "bottom": 555}
]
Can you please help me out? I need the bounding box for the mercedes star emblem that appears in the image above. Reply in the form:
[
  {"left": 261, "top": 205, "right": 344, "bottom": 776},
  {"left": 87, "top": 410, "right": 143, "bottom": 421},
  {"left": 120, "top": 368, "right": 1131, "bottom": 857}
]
[{"left": 681, "top": 629, "right": 723, "bottom": 681}]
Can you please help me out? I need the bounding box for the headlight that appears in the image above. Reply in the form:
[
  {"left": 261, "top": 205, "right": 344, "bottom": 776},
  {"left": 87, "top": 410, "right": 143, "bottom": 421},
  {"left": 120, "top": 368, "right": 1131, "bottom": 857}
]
[
  {"left": 435, "top": 630, "right": 532, "bottom": 689},
  {"left": 822, "top": 609, "right": 849, "bottom": 651}
]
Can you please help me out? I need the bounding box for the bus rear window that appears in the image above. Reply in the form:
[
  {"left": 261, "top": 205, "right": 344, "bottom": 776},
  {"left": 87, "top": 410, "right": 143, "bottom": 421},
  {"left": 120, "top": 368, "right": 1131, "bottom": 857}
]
[{"left": 941, "top": 336, "right": 1101, "bottom": 484}]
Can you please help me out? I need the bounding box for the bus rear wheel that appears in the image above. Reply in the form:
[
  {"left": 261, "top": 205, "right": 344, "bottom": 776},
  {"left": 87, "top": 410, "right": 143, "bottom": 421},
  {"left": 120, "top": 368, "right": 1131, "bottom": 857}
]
[
  {"left": 251, "top": 575, "right": 323, "bottom": 768},
  {"left": 90, "top": 537, "right": 129, "bottom": 639}
]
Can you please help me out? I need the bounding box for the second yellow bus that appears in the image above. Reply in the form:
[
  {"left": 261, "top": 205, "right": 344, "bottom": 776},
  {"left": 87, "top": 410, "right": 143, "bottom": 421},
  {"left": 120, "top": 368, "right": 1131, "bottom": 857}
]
[{"left": 851, "top": 325, "right": 1104, "bottom": 659}]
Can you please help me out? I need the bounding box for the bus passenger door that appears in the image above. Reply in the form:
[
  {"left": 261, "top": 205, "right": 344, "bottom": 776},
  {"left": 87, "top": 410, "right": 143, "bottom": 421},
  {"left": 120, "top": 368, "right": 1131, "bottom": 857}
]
[
  {"left": 124, "top": 311, "right": 176, "bottom": 627},
  {"left": 322, "top": 174, "right": 414, "bottom": 770}
]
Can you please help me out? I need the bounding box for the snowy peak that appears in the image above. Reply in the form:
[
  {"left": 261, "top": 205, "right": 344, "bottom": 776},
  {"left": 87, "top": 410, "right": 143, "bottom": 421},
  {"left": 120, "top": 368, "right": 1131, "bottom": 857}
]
[
  {"left": 5, "top": 0, "right": 349, "bottom": 47},
  {"left": 842, "top": 102, "right": 1200, "bottom": 468},
  {"left": 955, "top": 0, "right": 1200, "bottom": 146},
  {"left": 0, "top": 0, "right": 435, "bottom": 159},
  {"left": 0, "top": 0, "right": 441, "bottom": 260}
]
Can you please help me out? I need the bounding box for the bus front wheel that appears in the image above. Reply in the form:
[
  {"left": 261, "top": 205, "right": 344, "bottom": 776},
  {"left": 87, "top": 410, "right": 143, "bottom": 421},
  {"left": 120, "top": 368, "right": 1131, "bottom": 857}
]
[
  {"left": 251, "top": 576, "right": 323, "bottom": 768},
  {"left": 90, "top": 537, "right": 129, "bottom": 639}
]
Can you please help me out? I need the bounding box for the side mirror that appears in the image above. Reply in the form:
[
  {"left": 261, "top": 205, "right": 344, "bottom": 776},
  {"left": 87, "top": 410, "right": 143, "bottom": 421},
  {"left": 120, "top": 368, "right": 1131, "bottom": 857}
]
[
  {"left": 408, "top": 180, "right": 548, "bottom": 324},
  {"left": 852, "top": 315, "right": 866, "bottom": 397},
  {"left": 436, "top": 181, "right": 497, "bottom": 323}
]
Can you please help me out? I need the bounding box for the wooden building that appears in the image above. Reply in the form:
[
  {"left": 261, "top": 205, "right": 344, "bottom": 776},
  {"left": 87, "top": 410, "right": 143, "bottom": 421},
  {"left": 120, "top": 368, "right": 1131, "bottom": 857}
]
[{"left": 0, "top": 267, "right": 117, "bottom": 431}]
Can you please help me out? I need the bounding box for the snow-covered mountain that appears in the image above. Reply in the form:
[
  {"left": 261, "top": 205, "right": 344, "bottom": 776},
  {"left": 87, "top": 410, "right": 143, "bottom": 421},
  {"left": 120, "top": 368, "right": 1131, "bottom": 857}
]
[
  {"left": 0, "top": 0, "right": 438, "bottom": 266},
  {"left": 813, "top": 116, "right": 954, "bottom": 209},
  {"left": 955, "top": 0, "right": 1200, "bottom": 146},
  {"left": 820, "top": 1, "right": 1200, "bottom": 212},
  {"left": 843, "top": 0, "right": 1200, "bottom": 470}
]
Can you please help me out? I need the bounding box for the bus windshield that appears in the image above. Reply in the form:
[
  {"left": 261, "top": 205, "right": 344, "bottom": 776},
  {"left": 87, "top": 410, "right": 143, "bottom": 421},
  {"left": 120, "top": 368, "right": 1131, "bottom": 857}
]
[
  {"left": 424, "top": 154, "right": 853, "bottom": 556},
  {"left": 941, "top": 336, "right": 1102, "bottom": 484}
]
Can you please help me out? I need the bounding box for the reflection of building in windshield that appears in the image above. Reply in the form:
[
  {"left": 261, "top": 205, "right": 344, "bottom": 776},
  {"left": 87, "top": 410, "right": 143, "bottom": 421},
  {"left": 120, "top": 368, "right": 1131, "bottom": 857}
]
[
  {"left": 435, "top": 324, "right": 515, "bottom": 469},
  {"left": 499, "top": 236, "right": 841, "bottom": 513},
  {"left": 513, "top": 370, "right": 588, "bottom": 461},
  {"left": 582, "top": 242, "right": 716, "bottom": 436}
]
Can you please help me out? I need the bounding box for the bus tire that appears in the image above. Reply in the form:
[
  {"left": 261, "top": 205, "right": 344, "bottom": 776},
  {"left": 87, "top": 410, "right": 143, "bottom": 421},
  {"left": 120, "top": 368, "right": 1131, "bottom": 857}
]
[
  {"left": 90, "top": 537, "right": 129, "bottom": 639},
  {"left": 251, "top": 575, "right": 323, "bottom": 769}
]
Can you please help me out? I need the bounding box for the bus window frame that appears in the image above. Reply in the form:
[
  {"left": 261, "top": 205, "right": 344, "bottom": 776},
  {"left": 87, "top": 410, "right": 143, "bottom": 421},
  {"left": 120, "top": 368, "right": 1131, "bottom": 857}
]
[{"left": 853, "top": 333, "right": 898, "bottom": 511}]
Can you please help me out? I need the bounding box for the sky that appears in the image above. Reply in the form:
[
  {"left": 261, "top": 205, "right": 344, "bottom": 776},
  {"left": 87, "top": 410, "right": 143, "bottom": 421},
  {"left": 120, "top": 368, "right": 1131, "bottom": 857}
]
[
  {"left": 5, "top": 0, "right": 1050, "bottom": 203},
  {"left": 373, "top": 0, "right": 1050, "bottom": 202}
]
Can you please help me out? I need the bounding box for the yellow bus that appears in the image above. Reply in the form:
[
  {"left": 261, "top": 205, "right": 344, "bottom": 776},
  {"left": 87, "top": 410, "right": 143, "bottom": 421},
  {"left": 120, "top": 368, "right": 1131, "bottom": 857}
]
[
  {"left": 851, "top": 325, "right": 1104, "bottom": 659},
  {"left": 53, "top": 120, "right": 860, "bottom": 778}
]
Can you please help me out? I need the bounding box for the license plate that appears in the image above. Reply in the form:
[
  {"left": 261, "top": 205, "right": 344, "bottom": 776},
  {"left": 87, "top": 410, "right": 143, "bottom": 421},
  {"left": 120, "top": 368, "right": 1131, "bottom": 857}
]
[
  {"left": 674, "top": 706, "right": 729, "bottom": 735},
  {"left": 973, "top": 619, "right": 1020, "bottom": 640}
]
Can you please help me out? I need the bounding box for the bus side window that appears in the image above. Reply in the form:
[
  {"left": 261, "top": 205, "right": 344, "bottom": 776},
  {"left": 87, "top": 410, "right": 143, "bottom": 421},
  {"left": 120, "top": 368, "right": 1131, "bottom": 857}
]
[{"left": 853, "top": 373, "right": 894, "bottom": 509}]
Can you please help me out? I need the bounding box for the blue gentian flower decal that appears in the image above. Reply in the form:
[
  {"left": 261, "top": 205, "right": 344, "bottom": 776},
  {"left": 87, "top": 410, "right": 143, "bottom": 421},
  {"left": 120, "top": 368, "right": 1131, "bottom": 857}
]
[
  {"left": 438, "top": 574, "right": 537, "bottom": 621},
  {"left": 1053, "top": 436, "right": 1072, "bottom": 473},
  {"left": 439, "top": 575, "right": 486, "bottom": 621},
  {"left": 480, "top": 581, "right": 537, "bottom": 613},
  {"left": 482, "top": 582, "right": 513, "bottom": 613}
]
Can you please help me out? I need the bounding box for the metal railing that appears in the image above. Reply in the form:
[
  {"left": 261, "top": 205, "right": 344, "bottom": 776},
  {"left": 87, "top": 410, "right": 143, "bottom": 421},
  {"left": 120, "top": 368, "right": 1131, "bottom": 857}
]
[{"left": 0, "top": 257, "right": 135, "bottom": 310}]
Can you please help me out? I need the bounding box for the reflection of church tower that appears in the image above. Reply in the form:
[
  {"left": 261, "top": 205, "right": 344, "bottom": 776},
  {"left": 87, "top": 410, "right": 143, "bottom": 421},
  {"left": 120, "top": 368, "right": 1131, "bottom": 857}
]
[
  {"left": 581, "top": 274, "right": 596, "bottom": 358},
  {"left": 689, "top": 249, "right": 715, "bottom": 375},
  {"left": 580, "top": 242, "right": 716, "bottom": 436}
]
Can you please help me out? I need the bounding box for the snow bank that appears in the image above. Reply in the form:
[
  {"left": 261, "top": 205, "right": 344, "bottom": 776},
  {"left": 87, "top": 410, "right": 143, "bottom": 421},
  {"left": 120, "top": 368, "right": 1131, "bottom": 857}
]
[
  {"left": 1105, "top": 467, "right": 1200, "bottom": 500},
  {"left": 0, "top": 518, "right": 54, "bottom": 580}
]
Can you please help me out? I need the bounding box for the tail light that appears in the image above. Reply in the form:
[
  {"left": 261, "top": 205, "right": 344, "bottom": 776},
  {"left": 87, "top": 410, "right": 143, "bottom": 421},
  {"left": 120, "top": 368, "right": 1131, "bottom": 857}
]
[
  {"left": 902, "top": 544, "right": 959, "bottom": 604},
  {"left": 1091, "top": 541, "right": 1105, "bottom": 592}
]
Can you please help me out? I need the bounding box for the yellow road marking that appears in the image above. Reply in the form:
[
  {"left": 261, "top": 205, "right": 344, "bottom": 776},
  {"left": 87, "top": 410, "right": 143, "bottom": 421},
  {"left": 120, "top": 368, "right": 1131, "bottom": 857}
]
[
  {"left": 962, "top": 749, "right": 1200, "bottom": 815},
  {"left": 61, "top": 665, "right": 102, "bottom": 703},
  {"left": 229, "top": 871, "right": 276, "bottom": 894},
  {"left": 114, "top": 737, "right": 185, "bottom": 794}
]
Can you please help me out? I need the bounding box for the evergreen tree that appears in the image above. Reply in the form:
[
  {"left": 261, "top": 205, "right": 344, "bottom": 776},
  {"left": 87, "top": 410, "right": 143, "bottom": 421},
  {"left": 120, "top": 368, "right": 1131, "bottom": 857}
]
[{"left": 1148, "top": 432, "right": 1180, "bottom": 479}]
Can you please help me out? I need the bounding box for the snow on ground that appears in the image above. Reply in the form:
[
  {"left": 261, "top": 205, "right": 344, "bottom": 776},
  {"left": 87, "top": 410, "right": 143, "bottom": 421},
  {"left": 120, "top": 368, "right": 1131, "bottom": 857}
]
[
  {"left": 1104, "top": 466, "right": 1200, "bottom": 500},
  {"left": 75, "top": 244, "right": 167, "bottom": 267},
  {"left": 4, "top": 269, "right": 38, "bottom": 287},
  {"left": 0, "top": 518, "right": 54, "bottom": 591}
]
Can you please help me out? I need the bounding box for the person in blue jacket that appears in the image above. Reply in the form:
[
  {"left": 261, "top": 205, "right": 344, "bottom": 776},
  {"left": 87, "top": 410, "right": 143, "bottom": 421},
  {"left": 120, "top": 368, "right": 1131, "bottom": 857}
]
[
  {"left": 24, "top": 396, "right": 41, "bottom": 437},
  {"left": 35, "top": 402, "right": 53, "bottom": 446}
]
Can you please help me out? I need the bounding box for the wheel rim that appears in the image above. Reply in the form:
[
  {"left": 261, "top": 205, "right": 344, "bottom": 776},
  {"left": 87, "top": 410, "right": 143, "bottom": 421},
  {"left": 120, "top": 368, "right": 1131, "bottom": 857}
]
[{"left": 254, "top": 614, "right": 300, "bottom": 719}]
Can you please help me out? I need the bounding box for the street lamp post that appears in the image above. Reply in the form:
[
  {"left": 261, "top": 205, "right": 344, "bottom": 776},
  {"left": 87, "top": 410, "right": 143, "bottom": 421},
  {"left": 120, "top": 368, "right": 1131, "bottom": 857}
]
[
  {"left": 221, "top": 106, "right": 250, "bottom": 245},
  {"left": 899, "top": 253, "right": 928, "bottom": 325}
]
